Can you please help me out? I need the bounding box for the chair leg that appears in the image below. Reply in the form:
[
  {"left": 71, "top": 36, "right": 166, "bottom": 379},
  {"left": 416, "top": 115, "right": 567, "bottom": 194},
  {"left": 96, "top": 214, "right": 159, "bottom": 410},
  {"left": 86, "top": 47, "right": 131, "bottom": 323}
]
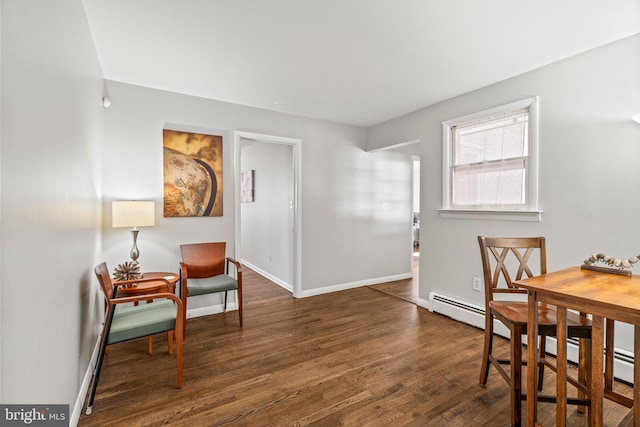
[
  {"left": 538, "top": 335, "right": 546, "bottom": 391},
  {"left": 224, "top": 290, "right": 228, "bottom": 311},
  {"left": 182, "top": 295, "right": 188, "bottom": 340},
  {"left": 175, "top": 327, "right": 183, "bottom": 389},
  {"left": 175, "top": 290, "right": 185, "bottom": 389},
  {"left": 510, "top": 326, "right": 523, "bottom": 427},
  {"left": 577, "top": 336, "right": 591, "bottom": 414},
  {"left": 605, "top": 319, "right": 615, "bottom": 390},
  {"left": 85, "top": 342, "right": 107, "bottom": 414},
  {"left": 85, "top": 307, "right": 115, "bottom": 415},
  {"left": 237, "top": 286, "right": 243, "bottom": 328},
  {"left": 479, "top": 315, "right": 494, "bottom": 386}
]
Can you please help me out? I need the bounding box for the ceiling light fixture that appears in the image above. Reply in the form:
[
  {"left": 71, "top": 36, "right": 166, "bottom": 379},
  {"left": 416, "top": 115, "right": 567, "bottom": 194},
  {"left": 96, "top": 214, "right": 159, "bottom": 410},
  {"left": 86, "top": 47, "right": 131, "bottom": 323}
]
[{"left": 632, "top": 113, "right": 640, "bottom": 124}]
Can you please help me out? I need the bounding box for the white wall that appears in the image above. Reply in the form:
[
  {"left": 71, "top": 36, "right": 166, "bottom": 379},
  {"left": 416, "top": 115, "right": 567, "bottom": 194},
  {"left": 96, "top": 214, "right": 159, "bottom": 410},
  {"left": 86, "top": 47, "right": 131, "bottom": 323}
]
[
  {"left": 101, "top": 81, "right": 413, "bottom": 298},
  {"left": 240, "top": 141, "right": 294, "bottom": 288},
  {"left": 367, "top": 34, "right": 640, "bottom": 352},
  {"left": 1, "top": 0, "right": 104, "bottom": 417}
]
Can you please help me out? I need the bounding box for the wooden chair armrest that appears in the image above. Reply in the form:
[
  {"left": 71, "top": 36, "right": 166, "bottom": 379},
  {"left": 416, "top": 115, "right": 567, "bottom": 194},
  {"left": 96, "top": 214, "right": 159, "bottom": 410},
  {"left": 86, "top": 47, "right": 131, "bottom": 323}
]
[
  {"left": 110, "top": 292, "right": 183, "bottom": 307},
  {"left": 179, "top": 262, "right": 188, "bottom": 278},
  {"left": 113, "top": 276, "right": 172, "bottom": 288},
  {"left": 226, "top": 257, "right": 242, "bottom": 274},
  {"left": 178, "top": 262, "right": 188, "bottom": 299}
]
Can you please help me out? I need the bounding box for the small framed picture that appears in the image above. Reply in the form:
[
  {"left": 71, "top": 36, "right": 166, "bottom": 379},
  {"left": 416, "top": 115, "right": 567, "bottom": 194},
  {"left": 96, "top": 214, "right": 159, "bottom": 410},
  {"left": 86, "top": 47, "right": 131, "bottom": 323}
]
[{"left": 241, "top": 170, "right": 255, "bottom": 203}]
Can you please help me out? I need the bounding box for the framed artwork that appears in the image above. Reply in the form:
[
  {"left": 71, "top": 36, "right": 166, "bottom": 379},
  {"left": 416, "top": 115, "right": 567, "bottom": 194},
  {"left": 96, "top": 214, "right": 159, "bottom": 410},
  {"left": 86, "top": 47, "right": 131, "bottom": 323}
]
[
  {"left": 163, "top": 129, "right": 223, "bottom": 217},
  {"left": 241, "top": 170, "right": 255, "bottom": 203}
]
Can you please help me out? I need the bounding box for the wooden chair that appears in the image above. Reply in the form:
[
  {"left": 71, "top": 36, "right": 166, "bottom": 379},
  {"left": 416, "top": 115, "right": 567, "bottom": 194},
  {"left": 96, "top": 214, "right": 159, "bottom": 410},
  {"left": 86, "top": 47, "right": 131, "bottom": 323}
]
[
  {"left": 179, "top": 242, "right": 243, "bottom": 336},
  {"left": 478, "top": 236, "right": 591, "bottom": 426},
  {"left": 86, "top": 262, "right": 184, "bottom": 415}
]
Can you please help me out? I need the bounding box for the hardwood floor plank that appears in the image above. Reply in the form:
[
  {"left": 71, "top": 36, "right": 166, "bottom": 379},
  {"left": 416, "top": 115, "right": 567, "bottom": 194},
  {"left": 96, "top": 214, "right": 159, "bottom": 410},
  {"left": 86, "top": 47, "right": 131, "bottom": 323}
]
[{"left": 79, "top": 267, "right": 633, "bottom": 426}]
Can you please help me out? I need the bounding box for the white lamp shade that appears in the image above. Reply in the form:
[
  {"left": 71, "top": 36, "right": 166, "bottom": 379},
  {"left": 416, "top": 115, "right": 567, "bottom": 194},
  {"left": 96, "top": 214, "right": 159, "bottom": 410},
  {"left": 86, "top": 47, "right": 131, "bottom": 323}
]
[
  {"left": 632, "top": 113, "right": 640, "bottom": 124},
  {"left": 112, "top": 201, "right": 155, "bottom": 228}
]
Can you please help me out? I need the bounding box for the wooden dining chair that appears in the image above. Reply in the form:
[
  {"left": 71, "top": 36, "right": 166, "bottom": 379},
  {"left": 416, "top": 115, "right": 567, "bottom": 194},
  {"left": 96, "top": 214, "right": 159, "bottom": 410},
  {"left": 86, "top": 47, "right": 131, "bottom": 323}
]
[
  {"left": 179, "top": 242, "right": 243, "bottom": 337},
  {"left": 86, "top": 262, "right": 184, "bottom": 415},
  {"left": 477, "top": 236, "right": 591, "bottom": 426}
]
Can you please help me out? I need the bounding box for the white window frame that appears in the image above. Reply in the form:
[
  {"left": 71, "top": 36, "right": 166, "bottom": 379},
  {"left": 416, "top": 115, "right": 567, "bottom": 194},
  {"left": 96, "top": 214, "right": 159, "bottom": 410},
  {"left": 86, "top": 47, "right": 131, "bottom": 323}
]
[{"left": 439, "top": 97, "right": 542, "bottom": 222}]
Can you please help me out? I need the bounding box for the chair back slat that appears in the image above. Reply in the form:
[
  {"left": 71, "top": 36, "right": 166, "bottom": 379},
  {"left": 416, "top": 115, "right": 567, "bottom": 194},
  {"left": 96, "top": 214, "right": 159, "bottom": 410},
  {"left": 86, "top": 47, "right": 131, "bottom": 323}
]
[
  {"left": 180, "top": 242, "right": 226, "bottom": 278},
  {"left": 94, "top": 262, "right": 115, "bottom": 302},
  {"left": 478, "top": 236, "right": 546, "bottom": 303}
]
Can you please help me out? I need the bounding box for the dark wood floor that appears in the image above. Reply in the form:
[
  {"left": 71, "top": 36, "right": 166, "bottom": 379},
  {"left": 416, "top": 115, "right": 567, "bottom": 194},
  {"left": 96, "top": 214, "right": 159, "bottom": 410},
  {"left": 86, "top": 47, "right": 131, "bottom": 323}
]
[
  {"left": 79, "top": 265, "right": 633, "bottom": 426},
  {"left": 368, "top": 250, "right": 419, "bottom": 304}
]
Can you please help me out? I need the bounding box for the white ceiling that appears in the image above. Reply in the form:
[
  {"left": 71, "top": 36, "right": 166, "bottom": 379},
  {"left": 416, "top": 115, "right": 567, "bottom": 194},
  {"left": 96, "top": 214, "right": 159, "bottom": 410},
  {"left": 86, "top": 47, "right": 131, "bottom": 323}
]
[{"left": 82, "top": 0, "right": 640, "bottom": 127}]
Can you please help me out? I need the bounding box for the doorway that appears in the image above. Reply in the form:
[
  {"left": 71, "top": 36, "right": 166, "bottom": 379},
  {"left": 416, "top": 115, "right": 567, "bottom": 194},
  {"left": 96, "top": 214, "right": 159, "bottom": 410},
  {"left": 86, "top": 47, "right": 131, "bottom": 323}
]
[
  {"left": 366, "top": 142, "right": 420, "bottom": 304},
  {"left": 234, "top": 131, "right": 302, "bottom": 298}
]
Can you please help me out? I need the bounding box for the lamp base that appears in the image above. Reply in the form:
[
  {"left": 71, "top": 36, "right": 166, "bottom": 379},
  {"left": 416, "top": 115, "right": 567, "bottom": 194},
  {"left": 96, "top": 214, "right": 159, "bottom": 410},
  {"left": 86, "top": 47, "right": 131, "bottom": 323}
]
[{"left": 130, "top": 228, "right": 140, "bottom": 263}]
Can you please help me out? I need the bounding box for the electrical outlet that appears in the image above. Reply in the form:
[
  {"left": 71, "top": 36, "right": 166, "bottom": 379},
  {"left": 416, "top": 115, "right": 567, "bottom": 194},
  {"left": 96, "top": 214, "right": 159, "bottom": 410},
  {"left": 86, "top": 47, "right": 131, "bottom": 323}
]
[{"left": 472, "top": 277, "right": 481, "bottom": 291}]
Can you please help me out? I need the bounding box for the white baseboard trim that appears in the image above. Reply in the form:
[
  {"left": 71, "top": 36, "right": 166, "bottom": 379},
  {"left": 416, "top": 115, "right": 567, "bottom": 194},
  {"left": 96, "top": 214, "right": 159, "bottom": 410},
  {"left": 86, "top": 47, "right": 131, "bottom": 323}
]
[
  {"left": 300, "top": 272, "right": 413, "bottom": 298},
  {"left": 240, "top": 260, "right": 293, "bottom": 293},
  {"left": 72, "top": 332, "right": 102, "bottom": 426},
  {"left": 428, "top": 291, "right": 634, "bottom": 384},
  {"left": 241, "top": 260, "right": 412, "bottom": 299},
  {"left": 187, "top": 301, "right": 238, "bottom": 319}
]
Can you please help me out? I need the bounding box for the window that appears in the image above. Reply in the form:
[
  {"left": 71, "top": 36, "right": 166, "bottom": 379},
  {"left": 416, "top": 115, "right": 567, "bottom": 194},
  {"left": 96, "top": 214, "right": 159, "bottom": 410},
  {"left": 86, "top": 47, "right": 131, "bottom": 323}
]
[{"left": 440, "top": 97, "right": 541, "bottom": 221}]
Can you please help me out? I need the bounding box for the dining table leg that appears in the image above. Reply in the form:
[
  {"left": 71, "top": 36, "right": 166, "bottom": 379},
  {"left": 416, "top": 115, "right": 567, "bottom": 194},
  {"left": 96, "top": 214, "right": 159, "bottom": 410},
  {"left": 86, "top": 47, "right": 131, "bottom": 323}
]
[
  {"left": 591, "top": 315, "right": 605, "bottom": 427},
  {"left": 634, "top": 325, "right": 640, "bottom": 426},
  {"left": 556, "top": 306, "right": 567, "bottom": 426},
  {"left": 527, "top": 291, "right": 539, "bottom": 425}
]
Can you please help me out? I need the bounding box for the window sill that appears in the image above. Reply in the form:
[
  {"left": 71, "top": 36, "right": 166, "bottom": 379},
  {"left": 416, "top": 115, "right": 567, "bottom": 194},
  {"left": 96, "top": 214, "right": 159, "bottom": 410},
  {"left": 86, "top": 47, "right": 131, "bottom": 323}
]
[{"left": 438, "top": 209, "right": 543, "bottom": 222}]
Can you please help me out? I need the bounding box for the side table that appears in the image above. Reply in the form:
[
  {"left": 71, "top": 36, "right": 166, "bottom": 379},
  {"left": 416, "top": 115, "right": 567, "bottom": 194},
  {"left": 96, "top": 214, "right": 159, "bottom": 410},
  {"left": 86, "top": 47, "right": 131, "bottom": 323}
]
[{"left": 115, "top": 272, "right": 179, "bottom": 297}]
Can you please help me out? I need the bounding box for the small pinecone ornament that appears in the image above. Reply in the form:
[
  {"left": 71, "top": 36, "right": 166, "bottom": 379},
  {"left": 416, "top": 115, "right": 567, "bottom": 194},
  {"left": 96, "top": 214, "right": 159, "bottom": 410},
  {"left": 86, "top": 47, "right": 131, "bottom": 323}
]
[{"left": 113, "top": 261, "right": 142, "bottom": 286}]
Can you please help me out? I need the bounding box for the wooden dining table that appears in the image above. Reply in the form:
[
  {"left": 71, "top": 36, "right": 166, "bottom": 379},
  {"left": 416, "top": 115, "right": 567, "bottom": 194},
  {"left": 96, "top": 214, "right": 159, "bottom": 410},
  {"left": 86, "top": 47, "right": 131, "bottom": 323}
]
[{"left": 516, "top": 266, "right": 640, "bottom": 426}]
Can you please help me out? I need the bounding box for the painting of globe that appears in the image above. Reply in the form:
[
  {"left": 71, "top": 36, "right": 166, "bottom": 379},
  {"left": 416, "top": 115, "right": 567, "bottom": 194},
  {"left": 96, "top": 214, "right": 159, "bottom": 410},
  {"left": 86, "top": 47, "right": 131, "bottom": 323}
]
[{"left": 163, "top": 130, "right": 223, "bottom": 217}]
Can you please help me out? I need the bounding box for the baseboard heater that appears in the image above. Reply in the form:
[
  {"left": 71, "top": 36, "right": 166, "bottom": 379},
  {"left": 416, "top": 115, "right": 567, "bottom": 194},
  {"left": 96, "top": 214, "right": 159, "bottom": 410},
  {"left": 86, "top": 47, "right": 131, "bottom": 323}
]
[{"left": 428, "top": 292, "right": 634, "bottom": 384}]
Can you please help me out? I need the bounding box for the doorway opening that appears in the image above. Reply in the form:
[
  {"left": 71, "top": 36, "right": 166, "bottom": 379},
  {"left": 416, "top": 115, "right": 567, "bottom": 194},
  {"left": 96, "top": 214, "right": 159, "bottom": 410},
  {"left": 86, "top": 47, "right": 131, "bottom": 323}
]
[
  {"left": 365, "top": 141, "right": 420, "bottom": 304},
  {"left": 234, "top": 131, "right": 302, "bottom": 298}
]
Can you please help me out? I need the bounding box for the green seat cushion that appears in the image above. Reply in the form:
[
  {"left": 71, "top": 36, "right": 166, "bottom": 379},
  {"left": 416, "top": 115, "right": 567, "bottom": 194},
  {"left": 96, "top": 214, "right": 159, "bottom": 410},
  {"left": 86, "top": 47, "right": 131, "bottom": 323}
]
[
  {"left": 107, "top": 299, "right": 177, "bottom": 345},
  {"left": 187, "top": 274, "right": 238, "bottom": 297}
]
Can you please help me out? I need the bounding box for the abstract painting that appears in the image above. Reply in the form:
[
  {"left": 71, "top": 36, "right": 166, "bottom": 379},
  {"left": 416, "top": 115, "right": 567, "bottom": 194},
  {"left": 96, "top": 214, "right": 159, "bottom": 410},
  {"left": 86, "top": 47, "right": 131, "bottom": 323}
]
[{"left": 163, "top": 129, "right": 223, "bottom": 217}]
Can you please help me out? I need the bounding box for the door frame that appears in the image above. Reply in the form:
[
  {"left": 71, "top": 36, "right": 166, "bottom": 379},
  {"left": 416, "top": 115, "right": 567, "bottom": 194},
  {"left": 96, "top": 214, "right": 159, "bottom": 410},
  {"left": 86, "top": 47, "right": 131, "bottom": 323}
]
[{"left": 234, "top": 130, "right": 302, "bottom": 298}]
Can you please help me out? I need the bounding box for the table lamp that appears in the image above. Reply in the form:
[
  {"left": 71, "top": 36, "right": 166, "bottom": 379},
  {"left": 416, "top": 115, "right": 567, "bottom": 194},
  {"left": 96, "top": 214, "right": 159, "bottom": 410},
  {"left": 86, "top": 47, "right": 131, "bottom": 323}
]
[{"left": 112, "top": 200, "right": 155, "bottom": 264}]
